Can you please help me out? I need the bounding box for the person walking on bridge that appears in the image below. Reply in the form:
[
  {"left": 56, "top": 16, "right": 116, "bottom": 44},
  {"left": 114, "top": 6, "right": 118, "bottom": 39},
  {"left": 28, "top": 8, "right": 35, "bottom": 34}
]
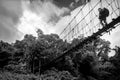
[{"left": 98, "top": 7, "right": 109, "bottom": 27}]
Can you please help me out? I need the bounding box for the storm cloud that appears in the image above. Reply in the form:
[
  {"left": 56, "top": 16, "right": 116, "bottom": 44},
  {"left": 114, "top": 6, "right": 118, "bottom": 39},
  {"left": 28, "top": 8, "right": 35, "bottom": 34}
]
[{"left": 53, "top": 0, "right": 90, "bottom": 10}]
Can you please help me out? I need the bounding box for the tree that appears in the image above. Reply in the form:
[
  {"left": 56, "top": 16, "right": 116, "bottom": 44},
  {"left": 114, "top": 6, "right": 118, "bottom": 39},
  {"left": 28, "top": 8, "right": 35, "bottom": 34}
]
[
  {"left": 0, "top": 41, "right": 14, "bottom": 68},
  {"left": 14, "top": 29, "right": 69, "bottom": 74},
  {"left": 108, "top": 46, "right": 120, "bottom": 79},
  {"left": 0, "top": 51, "right": 12, "bottom": 68},
  {"left": 58, "top": 37, "right": 112, "bottom": 79}
]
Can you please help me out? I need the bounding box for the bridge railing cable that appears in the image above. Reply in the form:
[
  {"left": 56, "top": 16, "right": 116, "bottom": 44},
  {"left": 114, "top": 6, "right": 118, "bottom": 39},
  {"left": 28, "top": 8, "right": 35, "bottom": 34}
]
[
  {"left": 40, "top": 0, "right": 120, "bottom": 73},
  {"left": 41, "top": 16, "right": 120, "bottom": 73},
  {"left": 59, "top": 4, "right": 87, "bottom": 36},
  {"left": 60, "top": 0, "right": 120, "bottom": 42},
  {"left": 62, "top": 0, "right": 100, "bottom": 40}
]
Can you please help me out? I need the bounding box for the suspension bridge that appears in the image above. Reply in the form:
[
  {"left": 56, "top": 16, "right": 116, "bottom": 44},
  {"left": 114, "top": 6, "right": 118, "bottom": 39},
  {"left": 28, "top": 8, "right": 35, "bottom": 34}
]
[{"left": 41, "top": 0, "right": 120, "bottom": 73}]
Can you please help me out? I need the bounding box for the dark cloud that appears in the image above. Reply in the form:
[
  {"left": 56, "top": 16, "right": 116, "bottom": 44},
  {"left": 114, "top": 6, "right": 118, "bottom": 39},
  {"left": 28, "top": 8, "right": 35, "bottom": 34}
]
[
  {"left": 47, "top": 13, "right": 60, "bottom": 25},
  {"left": 0, "top": 0, "right": 23, "bottom": 43},
  {"left": 53, "top": 0, "right": 75, "bottom": 8},
  {"left": 0, "top": 21, "right": 22, "bottom": 43},
  {"left": 53, "top": 0, "right": 91, "bottom": 10}
]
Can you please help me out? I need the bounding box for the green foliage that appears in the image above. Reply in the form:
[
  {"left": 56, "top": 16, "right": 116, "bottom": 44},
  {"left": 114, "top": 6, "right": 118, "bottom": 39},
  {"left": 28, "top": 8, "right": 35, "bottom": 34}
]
[
  {"left": 0, "top": 71, "right": 40, "bottom": 80},
  {"left": 1, "top": 29, "right": 120, "bottom": 80},
  {"left": 0, "top": 51, "right": 12, "bottom": 68},
  {"left": 10, "top": 29, "right": 70, "bottom": 74},
  {"left": 0, "top": 41, "right": 14, "bottom": 68}
]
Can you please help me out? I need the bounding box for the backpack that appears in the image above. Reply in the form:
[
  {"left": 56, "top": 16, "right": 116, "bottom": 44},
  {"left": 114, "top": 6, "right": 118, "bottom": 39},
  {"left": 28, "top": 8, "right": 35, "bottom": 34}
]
[{"left": 103, "top": 8, "right": 109, "bottom": 17}]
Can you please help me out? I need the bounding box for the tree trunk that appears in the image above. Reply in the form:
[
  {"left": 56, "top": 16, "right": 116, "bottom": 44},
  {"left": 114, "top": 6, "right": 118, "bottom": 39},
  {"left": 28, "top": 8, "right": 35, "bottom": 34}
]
[
  {"left": 33, "top": 60, "right": 34, "bottom": 74},
  {"left": 39, "top": 59, "right": 41, "bottom": 74}
]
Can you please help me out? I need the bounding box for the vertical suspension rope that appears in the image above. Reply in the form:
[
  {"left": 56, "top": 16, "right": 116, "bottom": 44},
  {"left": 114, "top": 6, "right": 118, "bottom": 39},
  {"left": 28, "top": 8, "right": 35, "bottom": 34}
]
[
  {"left": 60, "top": 4, "right": 86, "bottom": 36},
  {"left": 110, "top": 0, "right": 113, "bottom": 21},
  {"left": 105, "top": 0, "right": 118, "bottom": 17},
  {"left": 88, "top": 2, "right": 91, "bottom": 36},
  {"left": 69, "top": 23, "right": 72, "bottom": 41},
  {"left": 117, "top": 0, "right": 120, "bottom": 16},
  {"left": 116, "top": 0, "right": 120, "bottom": 16},
  {"left": 99, "top": 0, "right": 102, "bottom": 29},
  {"left": 113, "top": 0, "right": 119, "bottom": 17},
  {"left": 89, "top": 1, "right": 98, "bottom": 33},
  {"left": 100, "top": 0, "right": 102, "bottom": 8},
  {"left": 76, "top": 18, "right": 79, "bottom": 37},
  {"left": 81, "top": 4, "right": 90, "bottom": 37},
  {"left": 74, "top": 18, "right": 78, "bottom": 38},
  {"left": 63, "top": 0, "right": 101, "bottom": 41},
  {"left": 89, "top": 1, "right": 96, "bottom": 35}
]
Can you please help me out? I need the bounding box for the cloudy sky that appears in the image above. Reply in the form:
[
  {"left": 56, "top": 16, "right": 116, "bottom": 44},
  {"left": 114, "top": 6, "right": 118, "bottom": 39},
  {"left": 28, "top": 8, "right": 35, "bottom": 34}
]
[{"left": 0, "top": 0, "right": 120, "bottom": 48}]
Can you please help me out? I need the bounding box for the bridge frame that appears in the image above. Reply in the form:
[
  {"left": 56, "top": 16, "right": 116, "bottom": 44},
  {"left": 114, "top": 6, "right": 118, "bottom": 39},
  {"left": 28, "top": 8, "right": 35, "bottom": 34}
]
[{"left": 41, "top": 16, "right": 120, "bottom": 73}]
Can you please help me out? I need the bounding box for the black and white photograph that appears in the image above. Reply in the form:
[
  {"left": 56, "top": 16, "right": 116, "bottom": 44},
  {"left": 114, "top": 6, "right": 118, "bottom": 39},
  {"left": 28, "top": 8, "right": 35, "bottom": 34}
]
[{"left": 0, "top": 0, "right": 120, "bottom": 80}]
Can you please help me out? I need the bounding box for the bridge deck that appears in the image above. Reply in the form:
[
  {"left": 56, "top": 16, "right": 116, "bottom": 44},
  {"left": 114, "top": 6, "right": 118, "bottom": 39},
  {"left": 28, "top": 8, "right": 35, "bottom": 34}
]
[{"left": 41, "top": 16, "right": 120, "bottom": 73}]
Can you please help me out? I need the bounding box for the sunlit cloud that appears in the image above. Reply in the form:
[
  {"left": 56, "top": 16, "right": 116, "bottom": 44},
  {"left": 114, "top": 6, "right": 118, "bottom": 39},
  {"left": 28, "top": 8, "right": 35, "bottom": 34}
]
[
  {"left": 18, "top": 9, "right": 55, "bottom": 37},
  {"left": 17, "top": 0, "right": 70, "bottom": 38}
]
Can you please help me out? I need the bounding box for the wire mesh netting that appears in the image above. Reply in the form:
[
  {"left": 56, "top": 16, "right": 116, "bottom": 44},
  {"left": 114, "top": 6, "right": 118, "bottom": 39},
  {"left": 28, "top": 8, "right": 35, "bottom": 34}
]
[{"left": 60, "top": 0, "right": 120, "bottom": 42}]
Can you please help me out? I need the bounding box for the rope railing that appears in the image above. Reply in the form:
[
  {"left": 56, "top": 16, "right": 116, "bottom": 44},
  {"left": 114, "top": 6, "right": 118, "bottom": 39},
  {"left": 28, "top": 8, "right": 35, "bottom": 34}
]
[
  {"left": 59, "top": 4, "right": 87, "bottom": 36},
  {"left": 60, "top": 0, "right": 120, "bottom": 42},
  {"left": 62, "top": 1, "right": 100, "bottom": 40},
  {"left": 41, "top": 16, "right": 120, "bottom": 73},
  {"left": 40, "top": 0, "right": 120, "bottom": 73},
  {"left": 105, "top": 0, "right": 118, "bottom": 17},
  {"left": 116, "top": 0, "right": 120, "bottom": 16}
]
